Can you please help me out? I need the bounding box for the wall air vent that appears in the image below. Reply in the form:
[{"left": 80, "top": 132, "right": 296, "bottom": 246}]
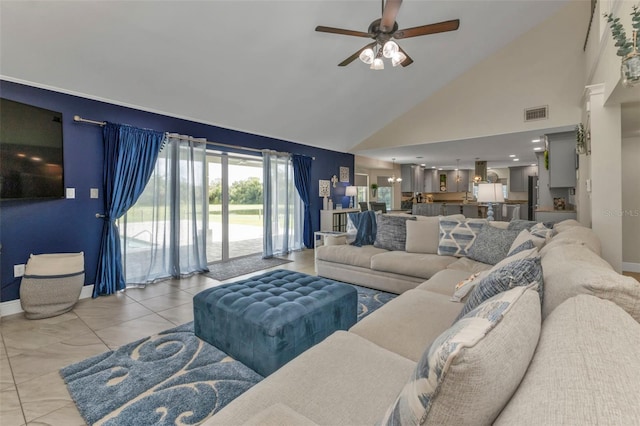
[{"left": 524, "top": 106, "right": 548, "bottom": 122}]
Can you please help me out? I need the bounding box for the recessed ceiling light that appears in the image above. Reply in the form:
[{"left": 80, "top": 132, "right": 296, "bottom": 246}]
[
  {"left": 509, "top": 154, "right": 516, "bottom": 157},
  {"left": 530, "top": 164, "right": 536, "bottom": 167},
  {"left": 438, "top": 168, "right": 443, "bottom": 170},
  {"left": 420, "top": 163, "right": 426, "bottom": 167},
  {"left": 513, "top": 158, "right": 520, "bottom": 162},
  {"left": 533, "top": 147, "right": 543, "bottom": 151},
  {"left": 532, "top": 139, "right": 541, "bottom": 143},
  {"left": 431, "top": 166, "right": 436, "bottom": 169},
  {"left": 416, "top": 156, "right": 423, "bottom": 159}
]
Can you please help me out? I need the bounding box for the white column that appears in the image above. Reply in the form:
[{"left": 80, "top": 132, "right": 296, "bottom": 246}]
[{"left": 586, "top": 84, "right": 623, "bottom": 272}]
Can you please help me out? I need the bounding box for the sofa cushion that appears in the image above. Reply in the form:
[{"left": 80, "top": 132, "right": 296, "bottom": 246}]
[
  {"left": 350, "top": 289, "right": 464, "bottom": 362},
  {"left": 509, "top": 229, "right": 545, "bottom": 252},
  {"left": 380, "top": 286, "right": 541, "bottom": 426},
  {"left": 446, "top": 257, "right": 493, "bottom": 274},
  {"left": 243, "top": 403, "right": 319, "bottom": 426},
  {"left": 456, "top": 256, "right": 543, "bottom": 320},
  {"left": 371, "top": 251, "right": 457, "bottom": 280},
  {"left": 494, "top": 295, "right": 640, "bottom": 425},
  {"left": 466, "top": 224, "right": 519, "bottom": 265},
  {"left": 437, "top": 218, "right": 487, "bottom": 257},
  {"left": 549, "top": 225, "right": 601, "bottom": 255},
  {"left": 207, "top": 331, "right": 416, "bottom": 425},
  {"left": 405, "top": 218, "right": 440, "bottom": 254},
  {"left": 405, "top": 214, "right": 464, "bottom": 254},
  {"left": 315, "top": 244, "right": 388, "bottom": 269},
  {"left": 416, "top": 269, "right": 478, "bottom": 296},
  {"left": 541, "top": 248, "right": 640, "bottom": 321},
  {"left": 552, "top": 218, "right": 583, "bottom": 233},
  {"left": 374, "top": 214, "right": 417, "bottom": 251}
]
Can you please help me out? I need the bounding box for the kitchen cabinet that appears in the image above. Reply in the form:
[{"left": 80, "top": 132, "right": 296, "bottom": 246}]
[
  {"left": 548, "top": 132, "right": 576, "bottom": 188},
  {"left": 535, "top": 210, "right": 577, "bottom": 223},
  {"left": 401, "top": 165, "right": 425, "bottom": 193},
  {"left": 444, "top": 170, "right": 470, "bottom": 192},
  {"left": 509, "top": 166, "right": 538, "bottom": 192}
]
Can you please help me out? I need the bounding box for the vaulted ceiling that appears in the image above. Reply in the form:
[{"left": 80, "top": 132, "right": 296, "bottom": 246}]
[{"left": 0, "top": 0, "right": 585, "bottom": 166}]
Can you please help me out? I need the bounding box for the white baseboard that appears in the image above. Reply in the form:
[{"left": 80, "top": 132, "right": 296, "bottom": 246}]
[
  {"left": 0, "top": 284, "right": 94, "bottom": 318},
  {"left": 622, "top": 262, "right": 640, "bottom": 273}
]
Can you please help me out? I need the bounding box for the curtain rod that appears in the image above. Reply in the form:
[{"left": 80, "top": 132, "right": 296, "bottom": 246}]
[{"left": 73, "top": 115, "right": 314, "bottom": 159}]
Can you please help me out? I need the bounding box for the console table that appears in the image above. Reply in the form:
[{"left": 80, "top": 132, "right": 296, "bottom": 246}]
[{"left": 319, "top": 208, "right": 360, "bottom": 232}]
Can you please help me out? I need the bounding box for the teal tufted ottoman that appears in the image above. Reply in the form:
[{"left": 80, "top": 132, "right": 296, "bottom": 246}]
[{"left": 193, "top": 270, "right": 357, "bottom": 376}]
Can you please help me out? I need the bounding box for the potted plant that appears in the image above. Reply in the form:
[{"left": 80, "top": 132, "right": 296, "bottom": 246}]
[
  {"left": 604, "top": 5, "right": 640, "bottom": 87},
  {"left": 370, "top": 183, "right": 378, "bottom": 197}
]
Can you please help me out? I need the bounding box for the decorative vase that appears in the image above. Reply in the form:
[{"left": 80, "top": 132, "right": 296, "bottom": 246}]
[{"left": 621, "top": 50, "right": 640, "bottom": 87}]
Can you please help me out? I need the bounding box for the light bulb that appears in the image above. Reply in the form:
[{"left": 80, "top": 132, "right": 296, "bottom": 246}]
[
  {"left": 382, "top": 41, "right": 399, "bottom": 58},
  {"left": 359, "top": 48, "right": 375, "bottom": 65},
  {"left": 391, "top": 51, "right": 407, "bottom": 67},
  {"left": 370, "top": 58, "right": 384, "bottom": 70}
]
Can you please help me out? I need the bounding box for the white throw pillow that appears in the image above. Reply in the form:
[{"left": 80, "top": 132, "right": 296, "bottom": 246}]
[{"left": 380, "top": 285, "right": 541, "bottom": 425}]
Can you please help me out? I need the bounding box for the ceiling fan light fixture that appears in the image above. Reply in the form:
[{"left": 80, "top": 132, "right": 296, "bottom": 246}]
[
  {"left": 382, "top": 41, "right": 399, "bottom": 58},
  {"left": 391, "top": 51, "right": 407, "bottom": 67},
  {"left": 359, "top": 48, "right": 375, "bottom": 64},
  {"left": 371, "top": 57, "right": 384, "bottom": 70}
]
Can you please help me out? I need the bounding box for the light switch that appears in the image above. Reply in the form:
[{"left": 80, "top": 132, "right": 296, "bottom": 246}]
[
  {"left": 90, "top": 188, "right": 99, "bottom": 199},
  {"left": 66, "top": 187, "right": 76, "bottom": 199}
]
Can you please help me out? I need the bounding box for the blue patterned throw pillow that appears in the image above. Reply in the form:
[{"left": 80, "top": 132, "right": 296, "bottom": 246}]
[
  {"left": 466, "top": 224, "right": 519, "bottom": 265},
  {"left": 507, "top": 219, "right": 537, "bottom": 232},
  {"left": 455, "top": 256, "right": 543, "bottom": 321},
  {"left": 379, "top": 285, "right": 541, "bottom": 426},
  {"left": 374, "top": 214, "right": 416, "bottom": 251},
  {"left": 507, "top": 239, "right": 535, "bottom": 256},
  {"left": 437, "top": 218, "right": 487, "bottom": 257},
  {"left": 529, "top": 222, "right": 554, "bottom": 240}
]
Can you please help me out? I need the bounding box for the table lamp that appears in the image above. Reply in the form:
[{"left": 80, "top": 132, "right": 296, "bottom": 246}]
[
  {"left": 345, "top": 186, "right": 357, "bottom": 209},
  {"left": 477, "top": 183, "right": 504, "bottom": 221}
]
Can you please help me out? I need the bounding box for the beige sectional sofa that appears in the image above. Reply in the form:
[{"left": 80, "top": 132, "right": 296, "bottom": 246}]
[{"left": 205, "top": 218, "right": 640, "bottom": 425}]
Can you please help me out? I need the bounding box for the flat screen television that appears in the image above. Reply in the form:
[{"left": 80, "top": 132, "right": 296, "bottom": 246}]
[{"left": 0, "top": 98, "right": 65, "bottom": 200}]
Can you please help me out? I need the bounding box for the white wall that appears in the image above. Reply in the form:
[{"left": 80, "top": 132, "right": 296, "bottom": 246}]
[
  {"left": 622, "top": 135, "right": 640, "bottom": 268},
  {"left": 352, "top": 1, "right": 588, "bottom": 152}
]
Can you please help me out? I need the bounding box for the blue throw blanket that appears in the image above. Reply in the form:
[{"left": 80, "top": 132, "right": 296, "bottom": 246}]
[{"left": 348, "top": 211, "right": 377, "bottom": 246}]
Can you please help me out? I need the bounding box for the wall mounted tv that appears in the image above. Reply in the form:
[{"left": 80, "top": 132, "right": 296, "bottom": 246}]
[{"left": 0, "top": 98, "right": 65, "bottom": 200}]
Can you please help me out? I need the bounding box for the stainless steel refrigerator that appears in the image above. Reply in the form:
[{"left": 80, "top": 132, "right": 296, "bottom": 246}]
[{"left": 527, "top": 176, "right": 538, "bottom": 221}]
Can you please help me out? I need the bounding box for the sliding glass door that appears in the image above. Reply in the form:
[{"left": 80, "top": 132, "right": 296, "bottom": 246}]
[{"left": 207, "top": 152, "right": 263, "bottom": 263}]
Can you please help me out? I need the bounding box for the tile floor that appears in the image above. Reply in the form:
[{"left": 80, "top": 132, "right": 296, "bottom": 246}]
[{"left": 0, "top": 250, "right": 316, "bottom": 426}]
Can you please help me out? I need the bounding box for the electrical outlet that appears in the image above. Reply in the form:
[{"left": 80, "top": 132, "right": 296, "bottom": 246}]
[
  {"left": 90, "top": 188, "right": 99, "bottom": 199},
  {"left": 66, "top": 187, "right": 76, "bottom": 199},
  {"left": 14, "top": 264, "right": 25, "bottom": 278}
]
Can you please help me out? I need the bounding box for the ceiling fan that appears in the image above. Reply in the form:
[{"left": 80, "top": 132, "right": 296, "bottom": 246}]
[{"left": 315, "top": 0, "right": 460, "bottom": 68}]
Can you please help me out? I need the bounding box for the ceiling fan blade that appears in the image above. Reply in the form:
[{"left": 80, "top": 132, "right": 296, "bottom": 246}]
[
  {"left": 338, "top": 42, "right": 377, "bottom": 67},
  {"left": 315, "top": 26, "right": 371, "bottom": 38},
  {"left": 393, "top": 19, "right": 460, "bottom": 39},
  {"left": 380, "top": 0, "right": 403, "bottom": 32},
  {"left": 398, "top": 45, "right": 413, "bottom": 67}
]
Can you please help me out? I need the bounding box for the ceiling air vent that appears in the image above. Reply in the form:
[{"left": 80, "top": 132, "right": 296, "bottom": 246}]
[{"left": 524, "top": 105, "right": 548, "bottom": 122}]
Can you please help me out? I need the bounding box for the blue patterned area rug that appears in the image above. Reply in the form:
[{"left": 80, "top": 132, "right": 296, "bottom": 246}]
[{"left": 60, "top": 285, "right": 396, "bottom": 425}]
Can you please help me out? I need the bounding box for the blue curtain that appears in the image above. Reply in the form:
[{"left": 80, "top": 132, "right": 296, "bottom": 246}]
[
  {"left": 94, "top": 123, "right": 165, "bottom": 297},
  {"left": 292, "top": 154, "right": 313, "bottom": 248}
]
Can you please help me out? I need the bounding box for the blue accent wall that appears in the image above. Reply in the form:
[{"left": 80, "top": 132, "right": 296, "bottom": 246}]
[{"left": 0, "top": 80, "right": 354, "bottom": 302}]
